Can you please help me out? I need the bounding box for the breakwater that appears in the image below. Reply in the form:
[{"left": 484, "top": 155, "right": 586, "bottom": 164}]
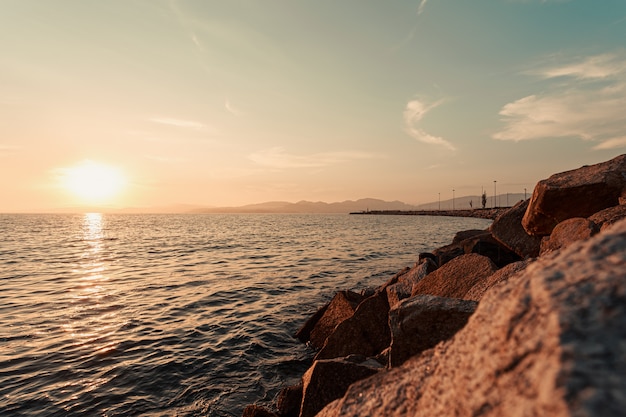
[{"left": 350, "top": 208, "right": 509, "bottom": 220}]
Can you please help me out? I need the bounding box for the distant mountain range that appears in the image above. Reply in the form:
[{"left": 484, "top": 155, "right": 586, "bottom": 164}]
[
  {"left": 190, "top": 193, "right": 528, "bottom": 214},
  {"left": 42, "top": 194, "right": 529, "bottom": 214}
]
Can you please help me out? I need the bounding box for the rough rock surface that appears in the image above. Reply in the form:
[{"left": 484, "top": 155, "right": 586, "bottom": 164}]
[
  {"left": 318, "top": 219, "right": 626, "bottom": 417},
  {"left": 276, "top": 383, "right": 302, "bottom": 417},
  {"left": 460, "top": 231, "right": 521, "bottom": 267},
  {"left": 308, "top": 291, "right": 363, "bottom": 349},
  {"left": 388, "top": 295, "right": 477, "bottom": 367},
  {"left": 540, "top": 217, "right": 598, "bottom": 256},
  {"left": 522, "top": 154, "right": 626, "bottom": 236},
  {"left": 315, "top": 290, "right": 390, "bottom": 360},
  {"left": 386, "top": 259, "right": 437, "bottom": 308},
  {"left": 490, "top": 199, "right": 542, "bottom": 258},
  {"left": 410, "top": 253, "right": 498, "bottom": 299},
  {"left": 242, "top": 404, "right": 278, "bottom": 417},
  {"left": 588, "top": 204, "right": 626, "bottom": 231},
  {"left": 464, "top": 259, "right": 532, "bottom": 301},
  {"left": 299, "top": 357, "right": 382, "bottom": 417}
]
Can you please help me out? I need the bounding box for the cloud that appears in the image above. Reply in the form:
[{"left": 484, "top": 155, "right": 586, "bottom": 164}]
[
  {"left": 403, "top": 99, "right": 456, "bottom": 150},
  {"left": 225, "top": 99, "right": 244, "bottom": 116},
  {"left": 417, "top": 0, "right": 429, "bottom": 16},
  {"left": 248, "top": 147, "right": 380, "bottom": 169},
  {"left": 150, "top": 117, "right": 209, "bottom": 131},
  {"left": 494, "top": 52, "right": 626, "bottom": 149}
]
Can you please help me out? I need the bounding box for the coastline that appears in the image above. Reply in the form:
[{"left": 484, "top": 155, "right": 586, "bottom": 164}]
[{"left": 349, "top": 207, "right": 510, "bottom": 220}]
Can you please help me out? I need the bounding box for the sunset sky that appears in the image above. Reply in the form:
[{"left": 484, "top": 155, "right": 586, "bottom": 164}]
[{"left": 2, "top": 0, "right": 626, "bottom": 212}]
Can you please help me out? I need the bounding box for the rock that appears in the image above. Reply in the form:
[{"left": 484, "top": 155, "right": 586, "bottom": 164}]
[
  {"left": 411, "top": 253, "right": 498, "bottom": 299},
  {"left": 522, "top": 154, "right": 626, "bottom": 236},
  {"left": 386, "top": 259, "right": 437, "bottom": 308},
  {"left": 464, "top": 259, "right": 532, "bottom": 301},
  {"left": 276, "top": 383, "right": 302, "bottom": 417},
  {"left": 294, "top": 302, "right": 329, "bottom": 344},
  {"left": 452, "top": 229, "right": 488, "bottom": 244},
  {"left": 242, "top": 404, "right": 278, "bottom": 417},
  {"left": 315, "top": 290, "right": 390, "bottom": 360},
  {"left": 375, "top": 267, "right": 411, "bottom": 292},
  {"left": 432, "top": 243, "right": 465, "bottom": 266},
  {"left": 299, "top": 357, "right": 381, "bottom": 417},
  {"left": 388, "top": 295, "right": 477, "bottom": 367},
  {"left": 317, "top": 218, "right": 626, "bottom": 417},
  {"left": 490, "top": 199, "right": 542, "bottom": 258},
  {"left": 540, "top": 217, "right": 599, "bottom": 256},
  {"left": 308, "top": 291, "right": 364, "bottom": 349},
  {"left": 588, "top": 204, "right": 626, "bottom": 231},
  {"left": 461, "top": 231, "right": 521, "bottom": 268}
]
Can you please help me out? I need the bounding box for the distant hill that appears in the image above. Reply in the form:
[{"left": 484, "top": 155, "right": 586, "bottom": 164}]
[{"left": 192, "top": 198, "right": 420, "bottom": 214}]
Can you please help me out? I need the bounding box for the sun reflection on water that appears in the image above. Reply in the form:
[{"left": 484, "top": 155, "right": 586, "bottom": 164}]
[{"left": 64, "top": 213, "right": 120, "bottom": 358}]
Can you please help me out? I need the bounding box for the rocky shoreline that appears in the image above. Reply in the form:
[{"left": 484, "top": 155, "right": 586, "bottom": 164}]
[{"left": 243, "top": 154, "right": 626, "bottom": 417}]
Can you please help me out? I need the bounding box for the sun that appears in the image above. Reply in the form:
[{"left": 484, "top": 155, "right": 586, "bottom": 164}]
[{"left": 60, "top": 160, "right": 127, "bottom": 204}]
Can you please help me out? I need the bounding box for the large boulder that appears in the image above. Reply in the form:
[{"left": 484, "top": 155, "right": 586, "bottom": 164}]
[
  {"left": 308, "top": 291, "right": 364, "bottom": 349},
  {"left": 539, "top": 217, "right": 598, "bottom": 256},
  {"left": 490, "top": 199, "right": 542, "bottom": 258},
  {"left": 460, "top": 231, "right": 521, "bottom": 268},
  {"left": 315, "top": 290, "right": 391, "bottom": 360},
  {"left": 386, "top": 259, "right": 438, "bottom": 308},
  {"left": 388, "top": 295, "right": 477, "bottom": 367},
  {"left": 411, "top": 253, "right": 498, "bottom": 300},
  {"left": 464, "top": 259, "right": 532, "bottom": 301},
  {"left": 318, "top": 219, "right": 626, "bottom": 417},
  {"left": 299, "top": 356, "right": 382, "bottom": 417},
  {"left": 522, "top": 154, "right": 626, "bottom": 236},
  {"left": 276, "top": 383, "right": 302, "bottom": 417},
  {"left": 588, "top": 204, "right": 626, "bottom": 232}
]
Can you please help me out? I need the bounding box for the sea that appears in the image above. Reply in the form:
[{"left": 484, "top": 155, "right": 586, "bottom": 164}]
[{"left": 0, "top": 213, "right": 492, "bottom": 416}]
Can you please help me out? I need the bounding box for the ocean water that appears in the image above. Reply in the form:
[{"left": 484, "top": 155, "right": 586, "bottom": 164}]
[{"left": 0, "top": 213, "right": 491, "bottom": 416}]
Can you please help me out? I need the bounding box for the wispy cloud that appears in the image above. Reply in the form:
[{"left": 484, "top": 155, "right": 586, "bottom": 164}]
[
  {"left": 417, "top": 0, "right": 429, "bottom": 16},
  {"left": 494, "top": 52, "right": 626, "bottom": 150},
  {"left": 150, "top": 117, "right": 209, "bottom": 131},
  {"left": 403, "top": 99, "right": 456, "bottom": 150},
  {"left": 248, "top": 147, "right": 380, "bottom": 169},
  {"left": 225, "top": 99, "right": 244, "bottom": 116}
]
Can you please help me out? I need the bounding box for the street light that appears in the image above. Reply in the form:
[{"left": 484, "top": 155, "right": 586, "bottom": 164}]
[
  {"left": 493, "top": 180, "right": 497, "bottom": 208},
  {"left": 438, "top": 193, "right": 440, "bottom": 211},
  {"left": 452, "top": 189, "right": 455, "bottom": 211}
]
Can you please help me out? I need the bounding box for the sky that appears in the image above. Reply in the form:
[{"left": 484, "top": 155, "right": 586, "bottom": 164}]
[{"left": 1, "top": 0, "right": 626, "bottom": 212}]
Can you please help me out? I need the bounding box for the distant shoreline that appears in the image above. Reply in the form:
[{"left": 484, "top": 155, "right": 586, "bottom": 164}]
[{"left": 349, "top": 207, "right": 511, "bottom": 220}]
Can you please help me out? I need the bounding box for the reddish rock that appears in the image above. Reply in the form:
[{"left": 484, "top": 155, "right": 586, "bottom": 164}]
[
  {"left": 294, "top": 303, "right": 329, "bottom": 344},
  {"left": 386, "top": 259, "right": 437, "bottom": 308},
  {"left": 388, "top": 295, "right": 477, "bottom": 367},
  {"left": 452, "top": 229, "right": 488, "bottom": 244},
  {"left": 490, "top": 199, "right": 542, "bottom": 258},
  {"left": 461, "top": 231, "right": 521, "bottom": 268},
  {"left": 410, "top": 253, "right": 498, "bottom": 300},
  {"left": 317, "top": 219, "right": 626, "bottom": 417},
  {"left": 522, "top": 154, "right": 626, "bottom": 236},
  {"left": 315, "top": 290, "right": 390, "bottom": 360},
  {"left": 308, "top": 291, "right": 363, "bottom": 349},
  {"left": 242, "top": 404, "right": 278, "bottom": 417},
  {"left": 276, "top": 383, "right": 302, "bottom": 417},
  {"left": 588, "top": 204, "right": 626, "bottom": 231},
  {"left": 464, "top": 259, "right": 532, "bottom": 301},
  {"left": 432, "top": 243, "right": 465, "bottom": 266},
  {"left": 300, "top": 357, "right": 381, "bottom": 417},
  {"left": 539, "top": 217, "right": 598, "bottom": 255}
]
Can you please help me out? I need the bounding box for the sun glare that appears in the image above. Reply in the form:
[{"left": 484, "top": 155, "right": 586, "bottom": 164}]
[{"left": 61, "top": 160, "right": 127, "bottom": 205}]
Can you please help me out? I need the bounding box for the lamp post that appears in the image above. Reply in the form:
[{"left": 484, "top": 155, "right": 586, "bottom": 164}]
[
  {"left": 452, "top": 189, "right": 455, "bottom": 211},
  {"left": 524, "top": 188, "right": 527, "bottom": 200},
  {"left": 438, "top": 193, "right": 440, "bottom": 211},
  {"left": 493, "top": 180, "right": 497, "bottom": 208}
]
